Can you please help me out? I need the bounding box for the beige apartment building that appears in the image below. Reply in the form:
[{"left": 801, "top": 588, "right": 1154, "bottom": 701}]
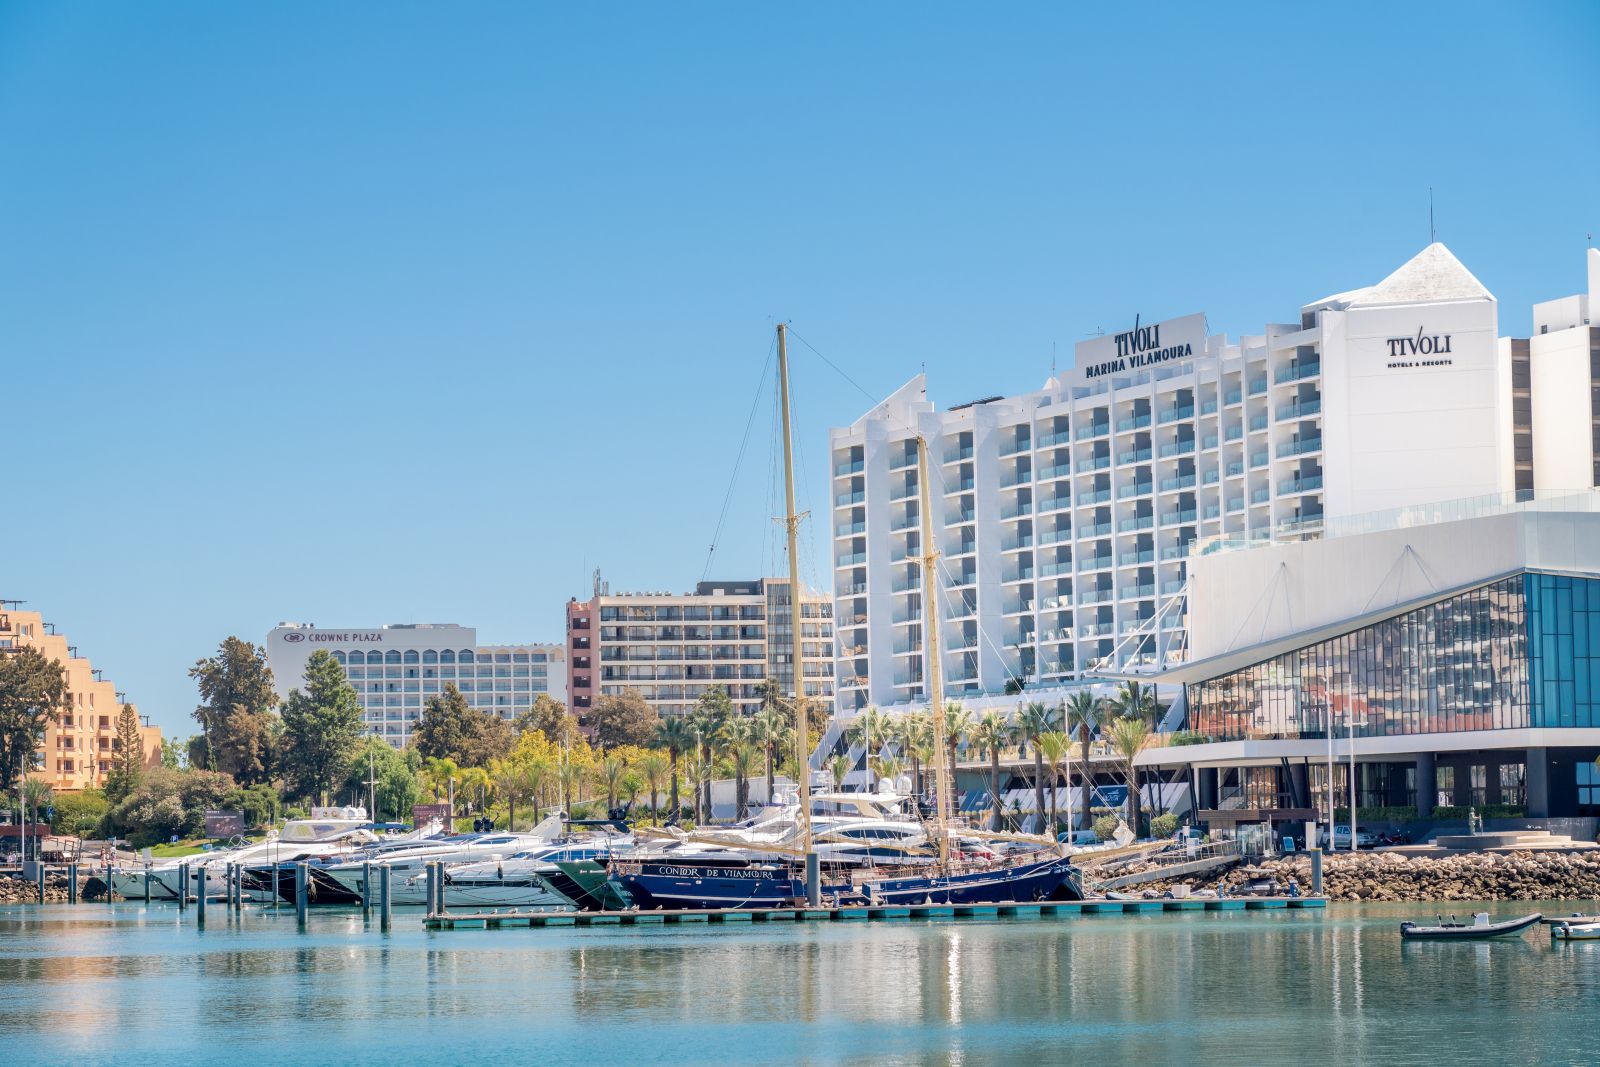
[
  {"left": 566, "top": 576, "right": 834, "bottom": 720},
  {"left": 0, "top": 605, "right": 162, "bottom": 792}
]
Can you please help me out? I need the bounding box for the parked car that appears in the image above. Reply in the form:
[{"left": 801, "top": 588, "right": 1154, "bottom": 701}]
[{"left": 1319, "top": 826, "right": 1379, "bottom": 849}]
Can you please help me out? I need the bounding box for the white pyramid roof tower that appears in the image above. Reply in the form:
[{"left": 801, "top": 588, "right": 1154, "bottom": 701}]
[{"left": 1348, "top": 242, "right": 1494, "bottom": 307}]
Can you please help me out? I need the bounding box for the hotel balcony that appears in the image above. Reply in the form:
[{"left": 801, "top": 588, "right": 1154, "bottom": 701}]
[
  {"left": 1118, "top": 447, "right": 1153, "bottom": 465},
  {"left": 1078, "top": 487, "right": 1112, "bottom": 505},
  {"left": 1037, "top": 495, "right": 1070, "bottom": 514},
  {"left": 1037, "top": 429, "right": 1071, "bottom": 448},
  {"left": 833, "top": 459, "right": 864, "bottom": 477},
  {"left": 1159, "top": 507, "right": 1197, "bottom": 525},
  {"left": 1158, "top": 404, "right": 1194, "bottom": 424},
  {"left": 1037, "top": 462, "right": 1071, "bottom": 480},
  {"left": 1118, "top": 514, "right": 1153, "bottom": 532},
  {"left": 834, "top": 520, "right": 865, "bottom": 538},
  {"left": 943, "top": 477, "right": 976, "bottom": 495},
  {"left": 1117, "top": 481, "right": 1153, "bottom": 500},
  {"left": 1001, "top": 534, "right": 1034, "bottom": 552},
  {"left": 1280, "top": 474, "right": 1324, "bottom": 494},
  {"left": 835, "top": 490, "right": 865, "bottom": 506},
  {"left": 943, "top": 445, "right": 974, "bottom": 464},
  {"left": 998, "top": 435, "right": 1031, "bottom": 457},
  {"left": 836, "top": 551, "right": 866, "bottom": 567},
  {"left": 1158, "top": 440, "right": 1195, "bottom": 458},
  {"left": 1115, "top": 412, "right": 1152, "bottom": 432},
  {"left": 1274, "top": 360, "right": 1321, "bottom": 385},
  {"left": 1276, "top": 397, "right": 1322, "bottom": 420},
  {"left": 1159, "top": 473, "right": 1196, "bottom": 492},
  {"left": 889, "top": 451, "right": 917, "bottom": 471},
  {"left": 1038, "top": 559, "right": 1073, "bottom": 578},
  {"left": 888, "top": 484, "right": 918, "bottom": 503},
  {"left": 1276, "top": 436, "right": 1324, "bottom": 459},
  {"left": 1248, "top": 376, "right": 1269, "bottom": 395},
  {"left": 1075, "top": 422, "right": 1111, "bottom": 441},
  {"left": 1080, "top": 455, "right": 1110, "bottom": 473},
  {"left": 1249, "top": 413, "right": 1268, "bottom": 432}
]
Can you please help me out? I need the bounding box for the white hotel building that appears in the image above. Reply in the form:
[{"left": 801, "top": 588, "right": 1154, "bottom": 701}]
[
  {"left": 265, "top": 623, "right": 565, "bottom": 747},
  {"left": 828, "top": 242, "right": 1515, "bottom": 716}
]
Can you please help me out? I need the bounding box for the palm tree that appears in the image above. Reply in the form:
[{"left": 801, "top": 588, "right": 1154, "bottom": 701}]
[
  {"left": 942, "top": 701, "right": 974, "bottom": 784},
  {"left": 619, "top": 770, "right": 645, "bottom": 810},
  {"left": 731, "top": 740, "right": 762, "bottom": 819},
  {"left": 520, "top": 759, "right": 552, "bottom": 823},
  {"left": 900, "top": 713, "right": 934, "bottom": 800},
  {"left": 490, "top": 758, "right": 520, "bottom": 830},
  {"left": 658, "top": 715, "right": 694, "bottom": 819},
  {"left": 874, "top": 754, "right": 905, "bottom": 791},
  {"left": 1015, "top": 701, "right": 1056, "bottom": 833},
  {"left": 22, "top": 777, "right": 52, "bottom": 862},
  {"left": 1108, "top": 717, "right": 1152, "bottom": 835},
  {"left": 1065, "top": 690, "right": 1107, "bottom": 829},
  {"left": 638, "top": 751, "right": 669, "bottom": 823},
  {"left": 827, "top": 753, "right": 851, "bottom": 791},
  {"left": 422, "top": 756, "right": 461, "bottom": 812},
  {"left": 1112, "top": 680, "right": 1163, "bottom": 730},
  {"left": 971, "top": 710, "right": 1013, "bottom": 831},
  {"left": 1036, "top": 731, "right": 1073, "bottom": 834},
  {"left": 753, "top": 707, "right": 787, "bottom": 806},
  {"left": 558, "top": 758, "right": 583, "bottom": 818},
  {"left": 458, "top": 766, "right": 491, "bottom": 820},
  {"left": 851, "top": 710, "right": 889, "bottom": 793},
  {"left": 597, "top": 755, "right": 626, "bottom": 812},
  {"left": 690, "top": 708, "right": 723, "bottom": 823}
]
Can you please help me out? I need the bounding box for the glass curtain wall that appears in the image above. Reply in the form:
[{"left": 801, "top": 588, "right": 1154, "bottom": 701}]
[{"left": 1189, "top": 574, "right": 1530, "bottom": 742}]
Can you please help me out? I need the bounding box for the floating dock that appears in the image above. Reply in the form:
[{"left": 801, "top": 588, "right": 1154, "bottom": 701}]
[{"left": 422, "top": 896, "right": 1324, "bottom": 930}]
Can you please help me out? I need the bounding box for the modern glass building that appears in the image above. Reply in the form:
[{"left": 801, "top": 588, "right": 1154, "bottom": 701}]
[{"left": 1135, "top": 498, "right": 1600, "bottom": 824}]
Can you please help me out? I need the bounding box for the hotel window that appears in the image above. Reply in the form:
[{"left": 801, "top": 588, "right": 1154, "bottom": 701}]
[
  {"left": 385, "top": 650, "right": 402, "bottom": 664},
  {"left": 459, "top": 650, "right": 475, "bottom": 663},
  {"left": 440, "top": 650, "right": 456, "bottom": 664},
  {"left": 332, "top": 651, "right": 346, "bottom": 664},
  {"left": 423, "top": 650, "right": 438, "bottom": 664},
  {"left": 404, "top": 650, "right": 420, "bottom": 664}
]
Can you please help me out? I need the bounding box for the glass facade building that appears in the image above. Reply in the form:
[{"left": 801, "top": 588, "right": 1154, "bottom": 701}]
[{"left": 1188, "top": 571, "right": 1600, "bottom": 743}]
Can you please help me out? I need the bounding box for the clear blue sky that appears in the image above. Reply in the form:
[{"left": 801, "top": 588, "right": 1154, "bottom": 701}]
[{"left": 4, "top": 2, "right": 1597, "bottom": 738}]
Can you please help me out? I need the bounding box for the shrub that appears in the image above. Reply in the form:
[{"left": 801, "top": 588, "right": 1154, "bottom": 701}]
[
  {"left": 1332, "top": 806, "right": 1418, "bottom": 824},
  {"left": 1092, "top": 814, "right": 1121, "bottom": 842},
  {"left": 1149, "top": 813, "right": 1180, "bottom": 838},
  {"left": 1169, "top": 732, "right": 1217, "bottom": 747},
  {"left": 51, "top": 789, "right": 110, "bottom": 837}
]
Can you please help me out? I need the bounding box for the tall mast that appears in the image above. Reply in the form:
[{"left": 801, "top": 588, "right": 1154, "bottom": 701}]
[
  {"left": 915, "top": 434, "right": 951, "bottom": 867},
  {"left": 776, "top": 324, "right": 819, "bottom": 902}
]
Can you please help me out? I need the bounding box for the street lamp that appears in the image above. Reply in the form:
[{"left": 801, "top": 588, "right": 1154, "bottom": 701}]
[{"left": 1346, "top": 711, "right": 1368, "bottom": 852}]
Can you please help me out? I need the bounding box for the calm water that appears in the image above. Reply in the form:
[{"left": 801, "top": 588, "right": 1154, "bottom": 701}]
[{"left": 3, "top": 901, "right": 1598, "bottom": 1065}]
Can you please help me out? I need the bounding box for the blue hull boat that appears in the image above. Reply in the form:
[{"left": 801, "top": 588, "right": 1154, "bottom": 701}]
[{"left": 613, "top": 855, "right": 1080, "bottom": 911}]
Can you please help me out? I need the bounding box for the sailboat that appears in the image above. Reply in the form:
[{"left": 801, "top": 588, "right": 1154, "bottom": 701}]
[{"left": 610, "top": 324, "right": 1081, "bottom": 910}]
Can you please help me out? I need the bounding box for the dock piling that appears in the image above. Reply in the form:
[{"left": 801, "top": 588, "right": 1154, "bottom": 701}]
[
  {"left": 178, "top": 863, "right": 188, "bottom": 911},
  {"left": 36, "top": 863, "right": 45, "bottom": 903},
  {"left": 1311, "top": 848, "right": 1323, "bottom": 896},
  {"left": 68, "top": 861, "right": 78, "bottom": 904},
  {"left": 143, "top": 863, "right": 151, "bottom": 905},
  {"left": 195, "top": 867, "right": 206, "bottom": 927},
  {"left": 294, "top": 862, "right": 308, "bottom": 927},
  {"left": 361, "top": 861, "right": 372, "bottom": 918},
  {"left": 379, "top": 864, "right": 391, "bottom": 931}
]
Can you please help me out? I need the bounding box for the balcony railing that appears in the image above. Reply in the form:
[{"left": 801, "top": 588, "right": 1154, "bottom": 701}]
[
  {"left": 1275, "top": 361, "right": 1321, "bottom": 384},
  {"left": 1276, "top": 436, "right": 1323, "bottom": 458}
]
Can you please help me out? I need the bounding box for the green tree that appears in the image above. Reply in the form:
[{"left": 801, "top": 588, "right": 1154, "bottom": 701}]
[
  {"left": 827, "top": 753, "right": 851, "bottom": 791},
  {"left": 942, "top": 701, "right": 974, "bottom": 784},
  {"left": 753, "top": 707, "right": 787, "bottom": 807},
  {"left": 1065, "top": 691, "right": 1107, "bottom": 829},
  {"left": 104, "top": 702, "right": 146, "bottom": 802},
  {"left": 1036, "top": 731, "right": 1073, "bottom": 833},
  {"left": 972, "top": 710, "right": 1013, "bottom": 831},
  {"left": 657, "top": 715, "right": 694, "bottom": 817},
  {"left": 160, "top": 737, "right": 186, "bottom": 770},
  {"left": 340, "top": 736, "right": 420, "bottom": 822},
  {"left": 0, "top": 647, "right": 67, "bottom": 792},
  {"left": 597, "top": 755, "right": 627, "bottom": 812},
  {"left": 1016, "top": 701, "right": 1057, "bottom": 833},
  {"left": 278, "top": 651, "right": 364, "bottom": 805},
  {"left": 850, "top": 706, "right": 889, "bottom": 786},
  {"left": 690, "top": 687, "right": 732, "bottom": 821},
  {"left": 21, "top": 776, "right": 53, "bottom": 860},
  {"left": 188, "top": 636, "right": 276, "bottom": 778},
  {"left": 638, "top": 751, "right": 669, "bottom": 822},
  {"left": 414, "top": 684, "right": 514, "bottom": 767},
  {"left": 1107, "top": 717, "right": 1152, "bottom": 835},
  {"left": 587, "top": 690, "right": 661, "bottom": 750},
  {"left": 1111, "top": 680, "right": 1164, "bottom": 730},
  {"left": 515, "top": 693, "right": 579, "bottom": 746}
]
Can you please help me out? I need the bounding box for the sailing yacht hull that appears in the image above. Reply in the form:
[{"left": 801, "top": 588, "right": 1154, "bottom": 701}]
[{"left": 837, "top": 856, "right": 1081, "bottom": 906}]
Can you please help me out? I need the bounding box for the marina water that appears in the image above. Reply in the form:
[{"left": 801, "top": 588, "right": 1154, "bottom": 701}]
[{"left": 3, "top": 901, "right": 1596, "bottom": 1065}]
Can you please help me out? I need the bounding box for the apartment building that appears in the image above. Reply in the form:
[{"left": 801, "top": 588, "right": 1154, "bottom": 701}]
[
  {"left": 565, "top": 577, "right": 834, "bottom": 720},
  {"left": 0, "top": 605, "right": 162, "bottom": 792},
  {"left": 265, "top": 623, "right": 564, "bottom": 748},
  {"left": 829, "top": 242, "right": 1513, "bottom": 715}
]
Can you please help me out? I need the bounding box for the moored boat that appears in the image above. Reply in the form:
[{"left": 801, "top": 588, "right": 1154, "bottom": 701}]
[
  {"left": 1400, "top": 912, "right": 1542, "bottom": 940},
  {"left": 1551, "top": 921, "right": 1600, "bottom": 941}
]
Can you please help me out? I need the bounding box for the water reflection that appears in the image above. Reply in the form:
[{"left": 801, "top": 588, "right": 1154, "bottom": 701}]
[{"left": 4, "top": 904, "right": 1600, "bottom": 1064}]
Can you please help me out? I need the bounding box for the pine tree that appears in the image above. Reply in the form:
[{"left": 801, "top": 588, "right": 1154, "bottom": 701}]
[
  {"left": 279, "top": 651, "right": 363, "bottom": 805},
  {"left": 105, "top": 703, "right": 145, "bottom": 802}
]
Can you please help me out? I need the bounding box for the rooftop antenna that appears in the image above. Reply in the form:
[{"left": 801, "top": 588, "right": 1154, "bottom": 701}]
[
  {"left": 1429, "top": 187, "right": 1436, "bottom": 244},
  {"left": 1051, "top": 341, "right": 1057, "bottom": 380}
]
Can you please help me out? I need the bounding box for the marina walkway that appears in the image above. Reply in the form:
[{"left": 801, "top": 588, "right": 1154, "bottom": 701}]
[{"left": 422, "top": 896, "right": 1325, "bottom": 929}]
